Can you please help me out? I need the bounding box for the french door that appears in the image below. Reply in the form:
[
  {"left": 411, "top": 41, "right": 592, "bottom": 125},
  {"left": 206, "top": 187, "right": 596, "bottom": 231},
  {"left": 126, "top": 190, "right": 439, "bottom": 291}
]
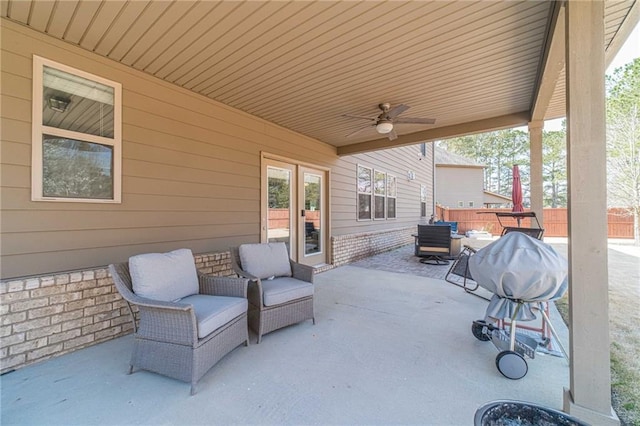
[{"left": 263, "top": 157, "right": 327, "bottom": 266}]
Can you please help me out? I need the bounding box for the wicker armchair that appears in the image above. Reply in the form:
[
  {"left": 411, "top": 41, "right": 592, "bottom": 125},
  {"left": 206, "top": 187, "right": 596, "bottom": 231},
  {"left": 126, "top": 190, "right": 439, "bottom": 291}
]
[
  {"left": 109, "top": 249, "right": 249, "bottom": 395},
  {"left": 230, "top": 243, "right": 315, "bottom": 344}
]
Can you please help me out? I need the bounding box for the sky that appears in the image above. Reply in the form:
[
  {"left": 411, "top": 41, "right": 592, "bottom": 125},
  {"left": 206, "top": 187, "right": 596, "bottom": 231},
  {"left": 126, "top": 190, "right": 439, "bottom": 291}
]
[{"left": 543, "top": 22, "right": 640, "bottom": 131}]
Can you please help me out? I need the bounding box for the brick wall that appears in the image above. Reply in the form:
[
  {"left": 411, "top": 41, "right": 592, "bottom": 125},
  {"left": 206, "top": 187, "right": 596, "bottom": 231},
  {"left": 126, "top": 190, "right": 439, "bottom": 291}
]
[
  {"left": 331, "top": 227, "right": 414, "bottom": 266},
  {"left": 0, "top": 251, "right": 233, "bottom": 374}
]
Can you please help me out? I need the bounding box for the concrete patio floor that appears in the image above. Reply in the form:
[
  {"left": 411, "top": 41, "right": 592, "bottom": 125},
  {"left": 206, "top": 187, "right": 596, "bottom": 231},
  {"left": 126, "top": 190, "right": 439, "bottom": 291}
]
[{"left": 1, "top": 263, "right": 570, "bottom": 426}]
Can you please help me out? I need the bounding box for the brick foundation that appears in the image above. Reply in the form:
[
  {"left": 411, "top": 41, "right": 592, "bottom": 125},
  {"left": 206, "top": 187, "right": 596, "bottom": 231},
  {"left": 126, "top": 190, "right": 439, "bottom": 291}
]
[{"left": 331, "top": 227, "right": 414, "bottom": 266}]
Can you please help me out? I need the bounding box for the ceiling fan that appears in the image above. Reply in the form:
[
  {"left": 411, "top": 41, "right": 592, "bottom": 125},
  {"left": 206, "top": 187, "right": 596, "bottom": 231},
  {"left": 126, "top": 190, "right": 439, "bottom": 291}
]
[{"left": 342, "top": 103, "right": 436, "bottom": 141}]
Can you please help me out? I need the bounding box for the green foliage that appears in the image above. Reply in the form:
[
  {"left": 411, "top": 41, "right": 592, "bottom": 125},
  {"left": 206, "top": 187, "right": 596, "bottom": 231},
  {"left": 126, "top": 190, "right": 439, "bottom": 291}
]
[
  {"left": 606, "top": 58, "right": 640, "bottom": 243},
  {"left": 42, "top": 138, "right": 113, "bottom": 199},
  {"left": 542, "top": 128, "right": 567, "bottom": 208},
  {"left": 268, "top": 177, "right": 290, "bottom": 209}
]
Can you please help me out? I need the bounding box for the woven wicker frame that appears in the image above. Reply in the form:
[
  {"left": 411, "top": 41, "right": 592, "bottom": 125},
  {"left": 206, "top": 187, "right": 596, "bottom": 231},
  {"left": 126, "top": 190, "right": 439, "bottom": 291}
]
[
  {"left": 109, "top": 262, "right": 249, "bottom": 395},
  {"left": 230, "top": 247, "right": 315, "bottom": 344}
]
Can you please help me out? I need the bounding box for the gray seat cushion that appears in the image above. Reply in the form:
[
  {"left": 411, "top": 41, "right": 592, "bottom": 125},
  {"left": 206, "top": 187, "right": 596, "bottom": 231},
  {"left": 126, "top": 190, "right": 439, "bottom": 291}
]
[
  {"left": 179, "top": 294, "right": 248, "bottom": 339},
  {"left": 239, "top": 243, "right": 292, "bottom": 279},
  {"left": 262, "top": 277, "right": 314, "bottom": 307},
  {"left": 129, "top": 248, "right": 199, "bottom": 302}
]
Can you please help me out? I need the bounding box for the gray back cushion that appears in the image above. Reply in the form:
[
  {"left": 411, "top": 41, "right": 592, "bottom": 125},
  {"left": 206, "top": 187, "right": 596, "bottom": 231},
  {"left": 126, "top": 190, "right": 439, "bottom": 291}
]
[
  {"left": 238, "top": 243, "right": 292, "bottom": 279},
  {"left": 129, "top": 248, "right": 199, "bottom": 302}
]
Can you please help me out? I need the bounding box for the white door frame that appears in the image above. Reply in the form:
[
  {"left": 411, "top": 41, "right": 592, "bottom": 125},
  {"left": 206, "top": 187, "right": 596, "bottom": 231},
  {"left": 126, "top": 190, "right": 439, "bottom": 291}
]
[{"left": 261, "top": 152, "right": 330, "bottom": 265}]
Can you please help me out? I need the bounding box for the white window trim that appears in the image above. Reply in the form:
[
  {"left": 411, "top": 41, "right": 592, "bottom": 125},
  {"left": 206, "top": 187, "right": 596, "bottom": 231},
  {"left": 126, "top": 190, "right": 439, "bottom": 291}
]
[
  {"left": 420, "top": 184, "right": 427, "bottom": 217},
  {"left": 32, "top": 56, "right": 122, "bottom": 203},
  {"left": 357, "top": 164, "right": 372, "bottom": 221}
]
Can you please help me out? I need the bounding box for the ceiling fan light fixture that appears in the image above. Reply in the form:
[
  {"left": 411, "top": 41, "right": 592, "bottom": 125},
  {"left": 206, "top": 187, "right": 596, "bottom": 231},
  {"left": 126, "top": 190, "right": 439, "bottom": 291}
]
[
  {"left": 47, "top": 96, "right": 71, "bottom": 113},
  {"left": 376, "top": 120, "right": 393, "bottom": 134}
]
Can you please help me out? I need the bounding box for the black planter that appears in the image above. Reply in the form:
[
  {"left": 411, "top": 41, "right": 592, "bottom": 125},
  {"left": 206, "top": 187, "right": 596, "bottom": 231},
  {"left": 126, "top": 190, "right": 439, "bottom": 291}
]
[{"left": 474, "top": 400, "right": 590, "bottom": 426}]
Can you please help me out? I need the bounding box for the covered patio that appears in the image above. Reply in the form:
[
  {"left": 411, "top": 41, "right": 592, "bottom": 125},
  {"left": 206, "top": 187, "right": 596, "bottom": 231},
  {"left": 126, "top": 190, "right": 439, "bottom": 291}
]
[
  {"left": 1, "top": 264, "right": 570, "bottom": 425},
  {"left": 1, "top": 2, "right": 638, "bottom": 424}
]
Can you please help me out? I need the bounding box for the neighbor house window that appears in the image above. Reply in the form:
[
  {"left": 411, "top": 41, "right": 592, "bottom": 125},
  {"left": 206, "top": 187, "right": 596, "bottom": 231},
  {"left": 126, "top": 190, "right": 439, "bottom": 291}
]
[
  {"left": 357, "top": 165, "right": 372, "bottom": 220},
  {"left": 374, "top": 170, "right": 386, "bottom": 219},
  {"left": 386, "top": 174, "right": 397, "bottom": 219},
  {"left": 420, "top": 185, "right": 427, "bottom": 217},
  {"left": 32, "top": 56, "right": 122, "bottom": 202},
  {"left": 468, "top": 201, "right": 475, "bottom": 207},
  {"left": 458, "top": 201, "right": 464, "bottom": 207}
]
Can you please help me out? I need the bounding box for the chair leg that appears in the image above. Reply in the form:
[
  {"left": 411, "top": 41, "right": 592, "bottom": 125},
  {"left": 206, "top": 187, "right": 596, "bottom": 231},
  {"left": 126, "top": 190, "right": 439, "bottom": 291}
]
[
  {"left": 128, "top": 365, "right": 134, "bottom": 375},
  {"left": 312, "top": 317, "right": 316, "bottom": 325},
  {"left": 190, "top": 383, "right": 197, "bottom": 396}
]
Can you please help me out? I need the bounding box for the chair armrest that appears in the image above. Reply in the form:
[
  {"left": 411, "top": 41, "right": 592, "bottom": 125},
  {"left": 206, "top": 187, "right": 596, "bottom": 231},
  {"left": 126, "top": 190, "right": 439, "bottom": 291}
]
[
  {"left": 291, "top": 261, "right": 314, "bottom": 284},
  {"left": 231, "top": 263, "right": 259, "bottom": 282},
  {"left": 134, "top": 300, "right": 198, "bottom": 345},
  {"left": 198, "top": 274, "right": 248, "bottom": 298}
]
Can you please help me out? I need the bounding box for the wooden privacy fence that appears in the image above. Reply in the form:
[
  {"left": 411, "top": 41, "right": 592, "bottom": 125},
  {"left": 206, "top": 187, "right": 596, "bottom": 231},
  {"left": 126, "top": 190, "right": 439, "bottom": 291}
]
[{"left": 436, "top": 206, "right": 634, "bottom": 238}]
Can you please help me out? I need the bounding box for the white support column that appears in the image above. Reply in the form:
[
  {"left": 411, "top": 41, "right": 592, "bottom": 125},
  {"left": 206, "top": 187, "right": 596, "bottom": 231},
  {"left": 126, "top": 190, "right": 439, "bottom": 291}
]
[
  {"left": 563, "top": 1, "right": 619, "bottom": 425},
  {"left": 528, "top": 121, "right": 544, "bottom": 230}
]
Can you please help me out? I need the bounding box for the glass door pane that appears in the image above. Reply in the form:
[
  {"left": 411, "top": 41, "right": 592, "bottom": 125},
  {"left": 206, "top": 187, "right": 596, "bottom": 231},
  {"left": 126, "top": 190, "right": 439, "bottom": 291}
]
[
  {"left": 303, "top": 172, "right": 322, "bottom": 255},
  {"left": 267, "top": 166, "right": 292, "bottom": 251}
]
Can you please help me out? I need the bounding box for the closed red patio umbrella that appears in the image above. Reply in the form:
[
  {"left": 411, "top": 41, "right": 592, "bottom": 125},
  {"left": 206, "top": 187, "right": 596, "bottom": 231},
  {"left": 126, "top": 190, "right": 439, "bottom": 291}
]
[{"left": 512, "top": 164, "right": 524, "bottom": 226}]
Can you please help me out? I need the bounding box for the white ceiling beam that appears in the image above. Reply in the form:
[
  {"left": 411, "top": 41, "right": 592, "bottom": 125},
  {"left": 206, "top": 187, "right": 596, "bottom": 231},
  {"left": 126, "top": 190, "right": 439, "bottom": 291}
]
[{"left": 336, "top": 111, "right": 530, "bottom": 156}]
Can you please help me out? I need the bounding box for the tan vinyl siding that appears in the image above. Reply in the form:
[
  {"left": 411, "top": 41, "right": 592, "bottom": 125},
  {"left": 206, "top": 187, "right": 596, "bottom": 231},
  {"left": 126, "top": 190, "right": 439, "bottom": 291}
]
[
  {"left": 1, "top": 20, "right": 432, "bottom": 279},
  {"left": 0, "top": 20, "right": 330, "bottom": 278}
]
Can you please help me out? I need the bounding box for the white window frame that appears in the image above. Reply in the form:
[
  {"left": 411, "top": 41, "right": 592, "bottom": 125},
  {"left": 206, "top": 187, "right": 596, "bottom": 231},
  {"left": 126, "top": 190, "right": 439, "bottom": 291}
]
[
  {"left": 357, "top": 164, "right": 372, "bottom": 221},
  {"left": 373, "top": 170, "right": 386, "bottom": 220},
  {"left": 32, "top": 56, "right": 122, "bottom": 203},
  {"left": 386, "top": 174, "right": 397, "bottom": 219}
]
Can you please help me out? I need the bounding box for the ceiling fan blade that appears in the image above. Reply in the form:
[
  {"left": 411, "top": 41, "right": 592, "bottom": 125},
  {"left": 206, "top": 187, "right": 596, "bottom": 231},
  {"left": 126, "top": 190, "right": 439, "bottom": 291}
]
[
  {"left": 394, "top": 117, "right": 436, "bottom": 125},
  {"left": 387, "top": 129, "right": 398, "bottom": 141},
  {"left": 345, "top": 124, "right": 375, "bottom": 138},
  {"left": 342, "top": 113, "right": 376, "bottom": 121},
  {"left": 386, "top": 104, "right": 410, "bottom": 119}
]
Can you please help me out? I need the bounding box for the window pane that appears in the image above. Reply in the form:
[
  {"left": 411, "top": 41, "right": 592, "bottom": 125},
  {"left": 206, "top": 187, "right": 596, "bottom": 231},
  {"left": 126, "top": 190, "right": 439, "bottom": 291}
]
[
  {"left": 267, "top": 167, "right": 291, "bottom": 248},
  {"left": 357, "top": 166, "right": 371, "bottom": 193},
  {"left": 358, "top": 194, "right": 371, "bottom": 220},
  {"left": 387, "top": 198, "right": 396, "bottom": 218},
  {"left": 387, "top": 175, "right": 397, "bottom": 197},
  {"left": 421, "top": 202, "right": 427, "bottom": 217},
  {"left": 420, "top": 185, "right": 427, "bottom": 202},
  {"left": 374, "top": 171, "right": 385, "bottom": 195},
  {"left": 304, "top": 173, "right": 322, "bottom": 255},
  {"left": 374, "top": 195, "right": 385, "bottom": 219},
  {"left": 43, "top": 66, "right": 115, "bottom": 138},
  {"left": 42, "top": 136, "right": 113, "bottom": 199}
]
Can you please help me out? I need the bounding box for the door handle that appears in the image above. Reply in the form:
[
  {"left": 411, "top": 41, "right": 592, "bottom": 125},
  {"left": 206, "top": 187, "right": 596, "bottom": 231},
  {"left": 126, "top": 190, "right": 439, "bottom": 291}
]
[{"left": 301, "top": 210, "right": 305, "bottom": 217}]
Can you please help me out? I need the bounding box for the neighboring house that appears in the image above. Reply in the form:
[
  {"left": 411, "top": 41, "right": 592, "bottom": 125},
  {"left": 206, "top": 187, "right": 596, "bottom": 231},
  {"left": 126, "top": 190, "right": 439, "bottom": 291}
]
[
  {"left": 0, "top": 20, "right": 433, "bottom": 372},
  {"left": 434, "top": 148, "right": 511, "bottom": 209}
]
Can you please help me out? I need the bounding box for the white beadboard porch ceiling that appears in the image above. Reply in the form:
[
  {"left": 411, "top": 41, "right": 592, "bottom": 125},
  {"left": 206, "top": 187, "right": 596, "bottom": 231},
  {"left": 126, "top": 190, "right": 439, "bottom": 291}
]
[{"left": 2, "top": 0, "right": 637, "bottom": 153}]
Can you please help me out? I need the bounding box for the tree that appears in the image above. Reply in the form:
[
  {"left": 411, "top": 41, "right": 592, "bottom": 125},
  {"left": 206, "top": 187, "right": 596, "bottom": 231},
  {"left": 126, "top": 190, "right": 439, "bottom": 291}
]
[
  {"left": 542, "top": 127, "right": 567, "bottom": 208},
  {"left": 606, "top": 58, "right": 640, "bottom": 245}
]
